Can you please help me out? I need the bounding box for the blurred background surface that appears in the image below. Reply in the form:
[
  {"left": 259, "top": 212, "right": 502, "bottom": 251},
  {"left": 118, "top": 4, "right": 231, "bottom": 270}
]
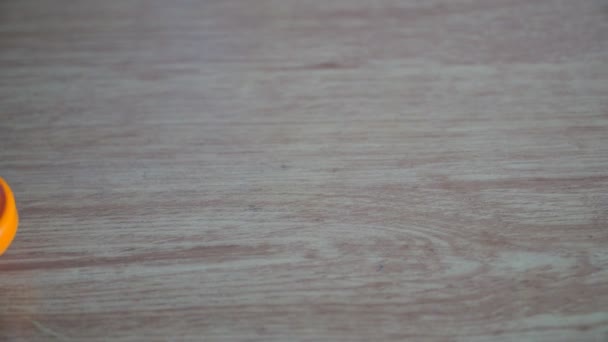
[{"left": 1, "top": 1, "right": 607, "bottom": 341}]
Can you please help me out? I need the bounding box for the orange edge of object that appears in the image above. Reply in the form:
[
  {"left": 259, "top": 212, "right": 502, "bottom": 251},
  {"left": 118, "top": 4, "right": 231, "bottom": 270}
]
[{"left": 0, "top": 177, "right": 19, "bottom": 255}]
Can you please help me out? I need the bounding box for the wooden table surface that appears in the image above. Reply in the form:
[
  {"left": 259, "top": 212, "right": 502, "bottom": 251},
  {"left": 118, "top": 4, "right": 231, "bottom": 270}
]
[{"left": 1, "top": 0, "right": 607, "bottom": 341}]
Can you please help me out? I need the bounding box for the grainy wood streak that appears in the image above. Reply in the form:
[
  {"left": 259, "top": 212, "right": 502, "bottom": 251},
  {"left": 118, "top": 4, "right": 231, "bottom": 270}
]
[{"left": 1, "top": 0, "right": 607, "bottom": 341}]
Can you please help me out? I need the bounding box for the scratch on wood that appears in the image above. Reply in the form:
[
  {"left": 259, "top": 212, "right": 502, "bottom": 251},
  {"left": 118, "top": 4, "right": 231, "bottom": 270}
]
[{"left": 30, "top": 319, "right": 71, "bottom": 342}]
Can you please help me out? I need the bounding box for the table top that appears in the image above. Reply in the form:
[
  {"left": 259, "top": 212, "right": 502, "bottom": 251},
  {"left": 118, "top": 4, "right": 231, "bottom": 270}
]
[{"left": 1, "top": 0, "right": 607, "bottom": 341}]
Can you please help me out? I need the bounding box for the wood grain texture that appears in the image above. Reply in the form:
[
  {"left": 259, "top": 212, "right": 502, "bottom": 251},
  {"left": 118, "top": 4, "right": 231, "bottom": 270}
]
[{"left": 1, "top": 0, "right": 608, "bottom": 341}]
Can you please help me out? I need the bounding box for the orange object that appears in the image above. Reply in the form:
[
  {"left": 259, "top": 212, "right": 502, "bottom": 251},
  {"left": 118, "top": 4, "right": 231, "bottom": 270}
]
[{"left": 0, "top": 177, "right": 18, "bottom": 255}]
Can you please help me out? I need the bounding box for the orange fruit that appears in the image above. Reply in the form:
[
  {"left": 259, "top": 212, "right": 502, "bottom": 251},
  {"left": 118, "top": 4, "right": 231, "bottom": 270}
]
[{"left": 0, "top": 177, "right": 19, "bottom": 255}]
